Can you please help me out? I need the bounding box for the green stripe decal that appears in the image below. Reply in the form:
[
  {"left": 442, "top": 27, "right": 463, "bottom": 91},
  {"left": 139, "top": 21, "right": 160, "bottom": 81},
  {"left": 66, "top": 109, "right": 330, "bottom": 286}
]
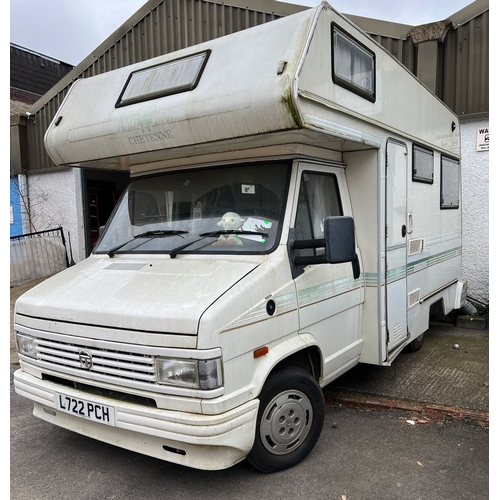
[
  {"left": 367, "top": 247, "right": 461, "bottom": 286},
  {"left": 298, "top": 276, "right": 360, "bottom": 306}
]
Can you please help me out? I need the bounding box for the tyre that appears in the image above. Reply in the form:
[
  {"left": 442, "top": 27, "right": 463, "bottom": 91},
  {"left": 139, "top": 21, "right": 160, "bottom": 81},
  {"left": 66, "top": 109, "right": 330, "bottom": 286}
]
[
  {"left": 405, "top": 333, "right": 424, "bottom": 352},
  {"left": 247, "top": 365, "right": 325, "bottom": 473}
]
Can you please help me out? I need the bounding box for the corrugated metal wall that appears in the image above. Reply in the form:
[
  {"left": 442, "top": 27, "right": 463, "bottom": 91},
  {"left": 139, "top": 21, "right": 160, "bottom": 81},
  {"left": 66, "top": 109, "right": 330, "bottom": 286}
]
[
  {"left": 442, "top": 9, "right": 489, "bottom": 116},
  {"left": 369, "top": 35, "right": 417, "bottom": 75},
  {"left": 24, "top": 0, "right": 489, "bottom": 173},
  {"left": 84, "top": 0, "right": 280, "bottom": 75},
  {"left": 369, "top": 10, "right": 489, "bottom": 117},
  {"left": 364, "top": 10, "right": 489, "bottom": 117}
]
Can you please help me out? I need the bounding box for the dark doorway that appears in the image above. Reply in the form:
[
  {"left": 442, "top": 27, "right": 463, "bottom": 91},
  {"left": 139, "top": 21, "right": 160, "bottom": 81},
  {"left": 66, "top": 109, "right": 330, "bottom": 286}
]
[{"left": 83, "top": 169, "right": 130, "bottom": 256}]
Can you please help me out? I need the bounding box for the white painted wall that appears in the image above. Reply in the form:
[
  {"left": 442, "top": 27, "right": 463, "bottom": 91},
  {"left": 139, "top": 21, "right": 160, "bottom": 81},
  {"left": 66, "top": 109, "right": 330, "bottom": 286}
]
[
  {"left": 21, "top": 168, "right": 86, "bottom": 263},
  {"left": 459, "top": 115, "right": 489, "bottom": 304}
]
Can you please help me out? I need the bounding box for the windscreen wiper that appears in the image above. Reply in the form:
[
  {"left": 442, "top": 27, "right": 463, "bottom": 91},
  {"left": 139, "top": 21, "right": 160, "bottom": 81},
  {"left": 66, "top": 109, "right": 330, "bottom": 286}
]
[
  {"left": 136, "top": 230, "right": 188, "bottom": 238},
  {"left": 107, "top": 230, "right": 188, "bottom": 257},
  {"left": 169, "top": 230, "right": 268, "bottom": 259},
  {"left": 199, "top": 230, "right": 269, "bottom": 238}
]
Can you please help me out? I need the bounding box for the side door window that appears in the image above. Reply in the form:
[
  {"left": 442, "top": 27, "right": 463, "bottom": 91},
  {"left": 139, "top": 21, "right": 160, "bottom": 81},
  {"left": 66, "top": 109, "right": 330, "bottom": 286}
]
[{"left": 295, "top": 171, "right": 343, "bottom": 259}]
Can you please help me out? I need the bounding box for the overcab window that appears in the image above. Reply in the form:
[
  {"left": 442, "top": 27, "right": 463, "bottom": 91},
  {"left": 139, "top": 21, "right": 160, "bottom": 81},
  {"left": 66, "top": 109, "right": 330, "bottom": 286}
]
[
  {"left": 332, "top": 24, "right": 375, "bottom": 102},
  {"left": 116, "top": 51, "right": 210, "bottom": 107}
]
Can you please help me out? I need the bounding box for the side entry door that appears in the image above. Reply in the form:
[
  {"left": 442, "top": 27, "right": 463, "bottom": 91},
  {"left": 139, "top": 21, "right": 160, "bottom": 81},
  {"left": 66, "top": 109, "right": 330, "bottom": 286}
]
[
  {"left": 385, "top": 140, "right": 408, "bottom": 353},
  {"left": 291, "top": 164, "right": 363, "bottom": 385}
]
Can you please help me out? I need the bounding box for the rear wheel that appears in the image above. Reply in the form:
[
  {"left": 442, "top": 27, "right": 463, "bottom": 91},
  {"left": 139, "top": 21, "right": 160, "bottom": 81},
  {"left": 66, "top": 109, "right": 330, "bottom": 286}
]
[
  {"left": 247, "top": 365, "right": 325, "bottom": 473},
  {"left": 405, "top": 334, "right": 424, "bottom": 352}
]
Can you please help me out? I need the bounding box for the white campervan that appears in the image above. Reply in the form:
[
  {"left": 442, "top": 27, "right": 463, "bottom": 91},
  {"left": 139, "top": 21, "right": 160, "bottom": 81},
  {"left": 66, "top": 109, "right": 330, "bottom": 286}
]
[{"left": 14, "top": 2, "right": 466, "bottom": 472}]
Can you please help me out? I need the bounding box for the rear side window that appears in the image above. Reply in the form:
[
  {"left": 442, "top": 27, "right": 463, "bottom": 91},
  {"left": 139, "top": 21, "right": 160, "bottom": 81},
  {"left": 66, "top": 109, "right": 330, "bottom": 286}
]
[
  {"left": 441, "top": 156, "right": 460, "bottom": 209},
  {"left": 413, "top": 145, "right": 434, "bottom": 184}
]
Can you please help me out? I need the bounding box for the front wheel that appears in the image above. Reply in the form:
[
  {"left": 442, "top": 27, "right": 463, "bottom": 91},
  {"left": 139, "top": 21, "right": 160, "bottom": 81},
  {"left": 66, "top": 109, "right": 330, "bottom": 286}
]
[{"left": 247, "top": 365, "right": 325, "bottom": 473}]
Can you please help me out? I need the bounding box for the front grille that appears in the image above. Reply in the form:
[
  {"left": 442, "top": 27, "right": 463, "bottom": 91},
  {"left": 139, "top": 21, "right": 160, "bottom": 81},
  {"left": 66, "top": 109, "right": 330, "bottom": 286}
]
[
  {"left": 17, "top": 327, "right": 223, "bottom": 399},
  {"left": 36, "top": 337, "right": 156, "bottom": 384}
]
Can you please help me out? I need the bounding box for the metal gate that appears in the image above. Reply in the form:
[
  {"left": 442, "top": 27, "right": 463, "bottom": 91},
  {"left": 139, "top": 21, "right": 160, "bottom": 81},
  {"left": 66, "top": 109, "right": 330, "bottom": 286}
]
[{"left": 10, "top": 227, "right": 69, "bottom": 287}]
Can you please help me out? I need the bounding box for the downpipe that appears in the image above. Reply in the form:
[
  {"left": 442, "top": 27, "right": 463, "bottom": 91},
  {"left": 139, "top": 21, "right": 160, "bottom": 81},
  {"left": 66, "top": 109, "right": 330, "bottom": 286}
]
[
  {"left": 461, "top": 295, "right": 489, "bottom": 316},
  {"left": 460, "top": 300, "right": 477, "bottom": 316}
]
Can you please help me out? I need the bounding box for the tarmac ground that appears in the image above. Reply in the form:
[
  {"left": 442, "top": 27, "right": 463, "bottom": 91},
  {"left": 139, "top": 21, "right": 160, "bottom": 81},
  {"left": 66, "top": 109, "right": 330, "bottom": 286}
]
[
  {"left": 324, "top": 322, "right": 489, "bottom": 424},
  {"left": 10, "top": 277, "right": 489, "bottom": 424}
]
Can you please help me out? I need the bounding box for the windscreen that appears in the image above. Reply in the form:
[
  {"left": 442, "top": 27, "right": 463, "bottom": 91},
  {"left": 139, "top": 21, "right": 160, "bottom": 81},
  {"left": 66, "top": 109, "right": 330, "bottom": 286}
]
[{"left": 94, "top": 162, "right": 290, "bottom": 256}]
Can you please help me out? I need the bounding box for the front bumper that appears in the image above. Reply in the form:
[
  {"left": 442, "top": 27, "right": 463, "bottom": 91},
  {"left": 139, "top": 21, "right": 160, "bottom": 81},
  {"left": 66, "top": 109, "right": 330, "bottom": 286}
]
[{"left": 14, "top": 369, "right": 259, "bottom": 470}]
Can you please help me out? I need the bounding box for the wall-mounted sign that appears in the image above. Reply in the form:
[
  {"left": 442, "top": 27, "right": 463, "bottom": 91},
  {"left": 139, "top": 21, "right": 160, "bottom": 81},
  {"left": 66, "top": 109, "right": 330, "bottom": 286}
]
[{"left": 476, "top": 127, "right": 489, "bottom": 151}]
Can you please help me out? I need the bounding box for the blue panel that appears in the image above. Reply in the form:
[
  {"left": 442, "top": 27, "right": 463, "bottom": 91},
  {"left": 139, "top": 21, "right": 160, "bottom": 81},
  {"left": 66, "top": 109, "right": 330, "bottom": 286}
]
[{"left": 10, "top": 177, "right": 24, "bottom": 237}]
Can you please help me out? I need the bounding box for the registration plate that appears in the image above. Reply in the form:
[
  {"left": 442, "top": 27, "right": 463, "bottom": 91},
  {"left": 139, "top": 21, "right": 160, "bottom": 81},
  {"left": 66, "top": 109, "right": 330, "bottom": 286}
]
[{"left": 56, "top": 393, "right": 116, "bottom": 426}]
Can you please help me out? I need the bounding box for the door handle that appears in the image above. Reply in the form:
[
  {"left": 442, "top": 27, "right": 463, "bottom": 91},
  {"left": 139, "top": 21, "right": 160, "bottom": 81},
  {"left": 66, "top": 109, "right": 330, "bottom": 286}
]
[
  {"left": 407, "top": 212, "right": 414, "bottom": 234},
  {"left": 402, "top": 225, "right": 407, "bottom": 238}
]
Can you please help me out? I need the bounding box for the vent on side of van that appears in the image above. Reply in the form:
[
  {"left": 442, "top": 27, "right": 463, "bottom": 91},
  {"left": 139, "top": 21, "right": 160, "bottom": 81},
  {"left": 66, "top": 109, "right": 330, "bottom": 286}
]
[
  {"left": 408, "top": 289, "right": 421, "bottom": 308},
  {"left": 408, "top": 238, "right": 424, "bottom": 255}
]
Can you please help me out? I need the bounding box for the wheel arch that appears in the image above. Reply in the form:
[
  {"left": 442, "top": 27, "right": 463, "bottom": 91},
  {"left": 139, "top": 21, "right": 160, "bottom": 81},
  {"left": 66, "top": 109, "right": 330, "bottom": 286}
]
[
  {"left": 251, "top": 333, "right": 323, "bottom": 398},
  {"left": 271, "top": 345, "right": 322, "bottom": 382},
  {"left": 248, "top": 334, "right": 323, "bottom": 400}
]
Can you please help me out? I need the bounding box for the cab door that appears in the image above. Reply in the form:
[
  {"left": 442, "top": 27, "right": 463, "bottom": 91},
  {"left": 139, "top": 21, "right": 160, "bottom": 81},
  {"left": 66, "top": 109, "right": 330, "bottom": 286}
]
[{"left": 291, "top": 163, "right": 363, "bottom": 386}]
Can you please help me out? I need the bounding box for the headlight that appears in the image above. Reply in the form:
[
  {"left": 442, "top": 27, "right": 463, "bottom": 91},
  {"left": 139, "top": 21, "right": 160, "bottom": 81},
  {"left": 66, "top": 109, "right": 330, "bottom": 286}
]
[
  {"left": 156, "top": 357, "right": 223, "bottom": 390},
  {"left": 16, "top": 333, "right": 37, "bottom": 358}
]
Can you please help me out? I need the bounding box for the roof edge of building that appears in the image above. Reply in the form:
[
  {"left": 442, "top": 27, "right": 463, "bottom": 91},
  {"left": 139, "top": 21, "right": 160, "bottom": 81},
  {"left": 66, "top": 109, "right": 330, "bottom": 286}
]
[{"left": 344, "top": 0, "right": 488, "bottom": 40}]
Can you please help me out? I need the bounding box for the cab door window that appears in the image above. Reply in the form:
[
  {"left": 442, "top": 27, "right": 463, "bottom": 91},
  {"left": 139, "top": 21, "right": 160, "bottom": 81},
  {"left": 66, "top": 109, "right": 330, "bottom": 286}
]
[{"left": 295, "top": 172, "right": 343, "bottom": 258}]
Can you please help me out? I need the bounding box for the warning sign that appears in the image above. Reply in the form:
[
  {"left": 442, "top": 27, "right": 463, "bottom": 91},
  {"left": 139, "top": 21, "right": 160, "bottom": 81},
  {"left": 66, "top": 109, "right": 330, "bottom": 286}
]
[{"left": 476, "top": 127, "right": 489, "bottom": 151}]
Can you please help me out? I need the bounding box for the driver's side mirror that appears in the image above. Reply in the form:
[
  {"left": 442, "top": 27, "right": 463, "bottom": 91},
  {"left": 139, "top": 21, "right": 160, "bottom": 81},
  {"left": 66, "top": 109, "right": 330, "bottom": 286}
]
[
  {"left": 291, "top": 216, "right": 360, "bottom": 279},
  {"left": 324, "top": 216, "right": 356, "bottom": 264},
  {"left": 324, "top": 216, "right": 360, "bottom": 279}
]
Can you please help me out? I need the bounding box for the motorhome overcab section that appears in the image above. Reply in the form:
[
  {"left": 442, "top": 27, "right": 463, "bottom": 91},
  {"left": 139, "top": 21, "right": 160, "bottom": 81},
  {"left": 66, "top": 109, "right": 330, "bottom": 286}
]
[{"left": 14, "top": 2, "right": 466, "bottom": 473}]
